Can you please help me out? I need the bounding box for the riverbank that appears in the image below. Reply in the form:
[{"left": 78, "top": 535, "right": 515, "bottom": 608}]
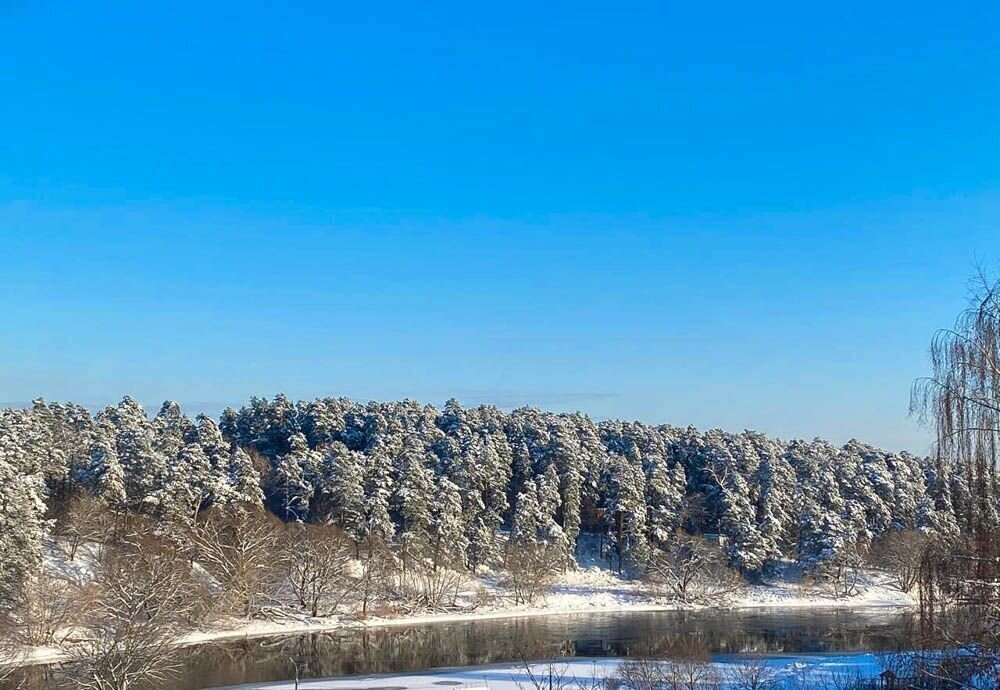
[
  {"left": 13, "top": 563, "right": 915, "bottom": 669},
  {"left": 184, "top": 570, "right": 913, "bottom": 643}
]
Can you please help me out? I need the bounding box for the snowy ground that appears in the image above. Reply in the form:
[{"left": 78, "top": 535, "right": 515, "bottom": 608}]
[
  {"left": 204, "top": 655, "right": 885, "bottom": 690},
  {"left": 358, "top": 560, "right": 913, "bottom": 627},
  {"left": 171, "top": 563, "right": 913, "bottom": 650}
]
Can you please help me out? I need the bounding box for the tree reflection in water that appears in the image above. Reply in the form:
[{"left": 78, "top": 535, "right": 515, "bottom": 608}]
[{"left": 6, "top": 609, "right": 917, "bottom": 690}]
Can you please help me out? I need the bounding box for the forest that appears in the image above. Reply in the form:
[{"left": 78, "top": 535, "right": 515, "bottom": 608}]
[{"left": 0, "top": 390, "right": 969, "bottom": 604}]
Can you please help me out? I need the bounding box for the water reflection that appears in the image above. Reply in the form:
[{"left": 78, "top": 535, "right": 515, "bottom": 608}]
[{"left": 8, "top": 608, "right": 915, "bottom": 690}]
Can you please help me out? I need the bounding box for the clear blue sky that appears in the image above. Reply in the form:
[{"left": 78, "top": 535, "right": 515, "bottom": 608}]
[{"left": 2, "top": 1, "right": 999, "bottom": 453}]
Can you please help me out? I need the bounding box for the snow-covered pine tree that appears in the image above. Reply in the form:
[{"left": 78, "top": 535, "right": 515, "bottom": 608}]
[
  {"left": 151, "top": 400, "right": 194, "bottom": 463},
  {"left": 429, "top": 475, "right": 469, "bottom": 570},
  {"left": 644, "top": 455, "right": 685, "bottom": 548},
  {"left": 228, "top": 444, "right": 264, "bottom": 508},
  {"left": 537, "top": 465, "right": 571, "bottom": 559},
  {"left": 837, "top": 441, "right": 892, "bottom": 546},
  {"left": 887, "top": 451, "right": 926, "bottom": 530},
  {"left": 219, "top": 406, "right": 239, "bottom": 444},
  {"left": 797, "top": 500, "right": 850, "bottom": 568},
  {"left": 789, "top": 439, "right": 850, "bottom": 570},
  {"left": 601, "top": 452, "right": 650, "bottom": 571},
  {"left": 919, "top": 456, "right": 960, "bottom": 535},
  {"left": 510, "top": 483, "right": 543, "bottom": 546},
  {"left": 362, "top": 442, "right": 395, "bottom": 544},
  {"left": 319, "top": 442, "right": 367, "bottom": 544},
  {"left": 229, "top": 394, "right": 300, "bottom": 459},
  {"left": 196, "top": 415, "right": 236, "bottom": 507},
  {"left": 704, "top": 433, "right": 769, "bottom": 575},
  {"left": 574, "top": 415, "right": 610, "bottom": 542},
  {"left": 507, "top": 436, "right": 534, "bottom": 517},
  {"left": 450, "top": 431, "right": 509, "bottom": 569},
  {"left": 394, "top": 436, "right": 435, "bottom": 569},
  {"left": 547, "top": 421, "right": 584, "bottom": 550},
  {"left": 750, "top": 434, "right": 796, "bottom": 567},
  {"left": 715, "top": 468, "right": 768, "bottom": 574},
  {"left": 85, "top": 421, "right": 127, "bottom": 513},
  {"left": 537, "top": 463, "right": 561, "bottom": 521},
  {"left": 181, "top": 439, "right": 215, "bottom": 519},
  {"left": 41, "top": 400, "right": 96, "bottom": 501},
  {"left": 300, "top": 398, "right": 348, "bottom": 448},
  {"left": 0, "top": 410, "right": 48, "bottom": 601},
  {"left": 100, "top": 396, "right": 167, "bottom": 513},
  {"left": 158, "top": 440, "right": 211, "bottom": 523},
  {"left": 29, "top": 398, "right": 69, "bottom": 490},
  {"left": 268, "top": 432, "right": 317, "bottom": 521}
]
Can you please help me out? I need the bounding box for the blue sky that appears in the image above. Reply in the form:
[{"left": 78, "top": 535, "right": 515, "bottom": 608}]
[{"left": 1, "top": 1, "right": 998, "bottom": 453}]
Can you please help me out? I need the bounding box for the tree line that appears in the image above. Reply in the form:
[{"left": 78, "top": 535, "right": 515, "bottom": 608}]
[{"left": 0, "top": 391, "right": 973, "bottom": 603}]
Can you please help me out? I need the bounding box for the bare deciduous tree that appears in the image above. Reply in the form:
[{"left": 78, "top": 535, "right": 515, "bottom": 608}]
[
  {"left": 910, "top": 272, "right": 1000, "bottom": 657},
  {"left": 616, "top": 657, "right": 722, "bottom": 690},
  {"left": 826, "top": 542, "right": 867, "bottom": 599},
  {"left": 13, "top": 572, "right": 81, "bottom": 646},
  {"left": 869, "top": 529, "right": 928, "bottom": 593},
  {"left": 284, "top": 523, "right": 353, "bottom": 617},
  {"left": 644, "top": 532, "right": 742, "bottom": 604},
  {"left": 53, "top": 495, "right": 113, "bottom": 563},
  {"left": 187, "top": 507, "right": 283, "bottom": 619},
  {"left": 356, "top": 537, "right": 396, "bottom": 618},
  {"left": 512, "top": 660, "right": 587, "bottom": 690},
  {"left": 501, "top": 541, "right": 563, "bottom": 605},
  {"left": 912, "top": 272, "right": 1000, "bottom": 563},
  {"left": 394, "top": 567, "right": 466, "bottom": 612},
  {"left": 616, "top": 658, "right": 668, "bottom": 690},
  {"left": 65, "top": 539, "right": 202, "bottom": 690}
]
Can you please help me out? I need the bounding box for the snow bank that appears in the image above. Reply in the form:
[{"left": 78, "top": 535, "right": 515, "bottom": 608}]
[{"left": 204, "top": 654, "right": 886, "bottom": 690}]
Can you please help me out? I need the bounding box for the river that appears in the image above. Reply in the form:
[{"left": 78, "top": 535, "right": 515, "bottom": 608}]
[{"left": 12, "top": 607, "right": 918, "bottom": 690}]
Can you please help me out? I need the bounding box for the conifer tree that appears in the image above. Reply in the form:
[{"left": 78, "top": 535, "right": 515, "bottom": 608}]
[
  {"left": 394, "top": 437, "right": 435, "bottom": 568},
  {"left": 362, "top": 443, "right": 395, "bottom": 543},
  {"left": 602, "top": 453, "right": 649, "bottom": 571},
  {"left": 429, "top": 476, "right": 469, "bottom": 570},
  {"left": 151, "top": 400, "right": 193, "bottom": 462},
  {"left": 100, "top": 396, "right": 167, "bottom": 512},
  {"left": 321, "top": 442, "right": 367, "bottom": 544},
  {"left": 197, "top": 416, "right": 236, "bottom": 506},
  {"left": 228, "top": 445, "right": 264, "bottom": 508},
  {"left": 0, "top": 410, "right": 47, "bottom": 601},
  {"left": 268, "top": 432, "right": 317, "bottom": 521},
  {"left": 86, "top": 421, "right": 127, "bottom": 513},
  {"left": 644, "top": 455, "right": 685, "bottom": 548}
]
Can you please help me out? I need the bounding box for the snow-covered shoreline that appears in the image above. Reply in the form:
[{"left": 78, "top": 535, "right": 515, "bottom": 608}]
[
  {"left": 9, "top": 539, "right": 916, "bottom": 674},
  {"left": 16, "top": 571, "right": 915, "bottom": 669},
  {"left": 181, "top": 596, "right": 913, "bottom": 648},
  {"left": 191, "top": 583, "right": 913, "bottom": 643}
]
